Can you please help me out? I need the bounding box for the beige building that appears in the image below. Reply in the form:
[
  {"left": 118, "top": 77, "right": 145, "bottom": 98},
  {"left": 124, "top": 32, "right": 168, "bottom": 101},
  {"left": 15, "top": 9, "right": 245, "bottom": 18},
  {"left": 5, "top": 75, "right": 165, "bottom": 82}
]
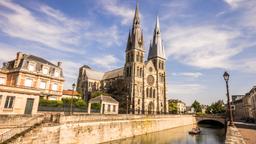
[
  {"left": 77, "top": 4, "right": 168, "bottom": 114},
  {"left": 243, "top": 92, "right": 253, "bottom": 119},
  {"left": 232, "top": 87, "right": 256, "bottom": 121},
  {"left": 62, "top": 90, "right": 80, "bottom": 99},
  {"left": 0, "top": 52, "right": 64, "bottom": 114},
  {"left": 88, "top": 95, "right": 119, "bottom": 114},
  {"left": 168, "top": 99, "right": 186, "bottom": 114},
  {"left": 248, "top": 86, "right": 256, "bottom": 121}
]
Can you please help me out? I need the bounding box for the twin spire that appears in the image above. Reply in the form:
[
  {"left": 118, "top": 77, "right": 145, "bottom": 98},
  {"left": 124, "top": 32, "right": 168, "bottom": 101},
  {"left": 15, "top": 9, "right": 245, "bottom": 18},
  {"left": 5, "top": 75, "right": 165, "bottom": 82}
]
[
  {"left": 126, "top": 2, "right": 166, "bottom": 60},
  {"left": 148, "top": 16, "right": 166, "bottom": 60}
]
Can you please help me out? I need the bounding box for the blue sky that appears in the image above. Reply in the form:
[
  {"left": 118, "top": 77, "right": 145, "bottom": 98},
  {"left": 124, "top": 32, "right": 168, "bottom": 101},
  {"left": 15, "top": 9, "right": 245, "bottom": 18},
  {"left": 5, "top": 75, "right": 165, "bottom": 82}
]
[{"left": 0, "top": 0, "right": 255, "bottom": 105}]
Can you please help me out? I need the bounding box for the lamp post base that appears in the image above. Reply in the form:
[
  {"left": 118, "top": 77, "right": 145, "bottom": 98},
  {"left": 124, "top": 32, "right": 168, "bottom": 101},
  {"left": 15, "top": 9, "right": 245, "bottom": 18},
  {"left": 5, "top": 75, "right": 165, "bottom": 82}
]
[{"left": 229, "top": 121, "right": 235, "bottom": 126}]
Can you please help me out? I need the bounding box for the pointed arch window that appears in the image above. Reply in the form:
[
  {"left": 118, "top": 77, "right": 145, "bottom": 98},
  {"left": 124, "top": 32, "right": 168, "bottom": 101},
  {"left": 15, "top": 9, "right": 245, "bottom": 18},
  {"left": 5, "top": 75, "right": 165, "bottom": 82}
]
[
  {"left": 150, "top": 88, "right": 153, "bottom": 98},
  {"left": 131, "top": 53, "right": 134, "bottom": 62},
  {"left": 140, "top": 53, "right": 143, "bottom": 62},
  {"left": 159, "top": 61, "right": 162, "bottom": 69},
  {"left": 137, "top": 67, "right": 140, "bottom": 77},
  {"left": 140, "top": 68, "right": 143, "bottom": 77},
  {"left": 146, "top": 88, "right": 149, "bottom": 97},
  {"left": 127, "top": 53, "right": 130, "bottom": 62},
  {"left": 153, "top": 89, "right": 155, "bottom": 98}
]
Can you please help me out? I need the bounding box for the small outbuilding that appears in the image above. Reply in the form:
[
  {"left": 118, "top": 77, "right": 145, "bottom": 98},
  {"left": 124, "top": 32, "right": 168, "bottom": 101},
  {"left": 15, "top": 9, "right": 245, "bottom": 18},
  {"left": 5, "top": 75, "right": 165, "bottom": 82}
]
[{"left": 88, "top": 95, "right": 119, "bottom": 114}]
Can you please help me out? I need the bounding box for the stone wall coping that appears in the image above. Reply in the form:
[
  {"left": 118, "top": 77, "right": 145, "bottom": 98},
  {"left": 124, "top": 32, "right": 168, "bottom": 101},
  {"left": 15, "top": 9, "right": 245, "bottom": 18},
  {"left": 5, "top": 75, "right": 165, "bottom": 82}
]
[{"left": 58, "top": 114, "right": 194, "bottom": 124}]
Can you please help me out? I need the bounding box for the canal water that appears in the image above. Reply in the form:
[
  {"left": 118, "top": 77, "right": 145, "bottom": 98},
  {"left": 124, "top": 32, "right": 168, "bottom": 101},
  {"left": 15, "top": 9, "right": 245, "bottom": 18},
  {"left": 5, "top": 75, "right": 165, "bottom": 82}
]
[{"left": 104, "top": 124, "right": 225, "bottom": 144}]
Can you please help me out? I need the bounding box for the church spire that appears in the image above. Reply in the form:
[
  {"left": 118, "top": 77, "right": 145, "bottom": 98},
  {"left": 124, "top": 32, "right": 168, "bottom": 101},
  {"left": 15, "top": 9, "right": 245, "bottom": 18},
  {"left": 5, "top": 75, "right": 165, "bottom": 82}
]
[
  {"left": 126, "top": 1, "right": 144, "bottom": 51},
  {"left": 148, "top": 16, "right": 166, "bottom": 60},
  {"left": 133, "top": 1, "right": 140, "bottom": 27}
]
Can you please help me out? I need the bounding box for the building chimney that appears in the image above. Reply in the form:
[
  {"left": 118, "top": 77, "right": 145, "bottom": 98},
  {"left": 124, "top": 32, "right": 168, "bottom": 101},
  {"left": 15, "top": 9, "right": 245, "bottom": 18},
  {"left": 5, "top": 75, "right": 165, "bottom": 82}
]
[
  {"left": 2, "top": 62, "right": 8, "bottom": 68},
  {"left": 16, "top": 52, "right": 23, "bottom": 60},
  {"left": 57, "top": 62, "right": 62, "bottom": 67},
  {"left": 14, "top": 52, "right": 24, "bottom": 68}
]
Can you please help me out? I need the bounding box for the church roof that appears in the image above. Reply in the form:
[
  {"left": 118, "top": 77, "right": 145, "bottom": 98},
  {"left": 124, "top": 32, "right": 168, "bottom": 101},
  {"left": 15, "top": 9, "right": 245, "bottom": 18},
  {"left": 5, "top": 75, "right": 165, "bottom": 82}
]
[
  {"left": 148, "top": 16, "right": 166, "bottom": 60},
  {"left": 89, "top": 95, "right": 119, "bottom": 104},
  {"left": 103, "top": 67, "right": 123, "bottom": 80},
  {"left": 85, "top": 68, "right": 104, "bottom": 81}
]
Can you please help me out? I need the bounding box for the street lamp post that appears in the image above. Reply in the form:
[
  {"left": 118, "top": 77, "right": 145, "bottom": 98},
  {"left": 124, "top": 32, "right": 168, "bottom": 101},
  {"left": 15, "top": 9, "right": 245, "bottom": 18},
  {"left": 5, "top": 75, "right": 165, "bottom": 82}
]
[
  {"left": 223, "top": 71, "right": 234, "bottom": 126},
  {"left": 70, "top": 83, "right": 76, "bottom": 115}
]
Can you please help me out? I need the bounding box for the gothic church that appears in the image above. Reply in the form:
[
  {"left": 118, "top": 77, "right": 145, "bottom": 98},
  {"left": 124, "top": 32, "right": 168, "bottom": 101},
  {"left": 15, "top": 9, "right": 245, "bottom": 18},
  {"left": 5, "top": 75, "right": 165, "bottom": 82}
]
[{"left": 77, "top": 3, "right": 168, "bottom": 114}]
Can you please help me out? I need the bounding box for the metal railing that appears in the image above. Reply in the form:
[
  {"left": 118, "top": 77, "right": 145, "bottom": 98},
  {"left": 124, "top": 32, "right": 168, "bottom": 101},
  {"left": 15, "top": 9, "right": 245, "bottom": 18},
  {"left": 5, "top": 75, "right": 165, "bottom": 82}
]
[{"left": 0, "top": 115, "right": 45, "bottom": 143}]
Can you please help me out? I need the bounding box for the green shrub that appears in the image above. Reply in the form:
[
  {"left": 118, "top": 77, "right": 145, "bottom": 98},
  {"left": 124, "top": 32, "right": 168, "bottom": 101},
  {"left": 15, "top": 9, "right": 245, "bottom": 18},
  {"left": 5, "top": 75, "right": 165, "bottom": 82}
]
[
  {"left": 39, "top": 99, "right": 63, "bottom": 107},
  {"left": 91, "top": 103, "right": 101, "bottom": 110},
  {"left": 75, "top": 99, "right": 87, "bottom": 108}
]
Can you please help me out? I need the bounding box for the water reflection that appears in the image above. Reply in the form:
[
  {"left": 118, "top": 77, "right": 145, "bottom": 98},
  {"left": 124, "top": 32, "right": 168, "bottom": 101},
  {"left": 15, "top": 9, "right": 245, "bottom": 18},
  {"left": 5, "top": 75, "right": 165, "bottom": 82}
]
[{"left": 104, "top": 124, "right": 225, "bottom": 144}]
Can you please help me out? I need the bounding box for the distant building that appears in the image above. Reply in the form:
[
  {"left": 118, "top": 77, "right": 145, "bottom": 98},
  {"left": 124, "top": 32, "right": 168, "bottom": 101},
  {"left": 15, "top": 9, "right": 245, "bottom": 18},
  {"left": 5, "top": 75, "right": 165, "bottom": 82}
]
[
  {"left": 250, "top": 86, "right": 256, "bottom": 122},
  {"left": 62, "top": 90, "right": 80, "bottom": 99},
  {"left": 168, "top": 99, "right": 186, "bottom": 114},
  {"left": 0, "top": 52, "right": 64, "bottom": 114},
  {"left": 232, "top": 86, "right": 256, "bottom": 122},
  {"left": 232, "top": 95, "right": 245, "bottom": 121},
  {"left": 201, "top": 105, "right": 208, "bottom": 114},
  {"left": 232, "top": 95, "right": 244, "bottom": 102},
  {"left": 243, "top": 92, "right": 253, "bottom": 119},
  {"left": 186, "top": 106, "right": 195, "bottom": 114}
]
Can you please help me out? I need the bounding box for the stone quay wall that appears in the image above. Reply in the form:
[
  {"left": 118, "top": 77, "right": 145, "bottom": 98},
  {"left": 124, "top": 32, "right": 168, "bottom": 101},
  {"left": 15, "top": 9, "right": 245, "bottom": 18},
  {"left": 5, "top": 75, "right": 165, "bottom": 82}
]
[
  {"left": 0, "top": 115, "right": 36, "bottom": 128},
  {"left": 225, "top": 125, "right": 246, "bottom": 144},
  {"left": 10, "top": 114, "right": 196, "bottom": 144}
]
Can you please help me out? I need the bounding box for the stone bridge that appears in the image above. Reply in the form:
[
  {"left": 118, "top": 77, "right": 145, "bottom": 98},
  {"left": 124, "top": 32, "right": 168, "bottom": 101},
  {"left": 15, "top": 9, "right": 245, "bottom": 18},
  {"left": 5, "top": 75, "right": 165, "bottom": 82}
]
[{"left": 196, "top": 115, "right": 226, "bottom": 126}]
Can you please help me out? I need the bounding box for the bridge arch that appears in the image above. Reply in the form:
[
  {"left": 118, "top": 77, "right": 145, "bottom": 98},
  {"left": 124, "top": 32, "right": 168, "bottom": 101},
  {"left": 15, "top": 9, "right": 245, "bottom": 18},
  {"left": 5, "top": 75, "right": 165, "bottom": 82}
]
[
  {"left": 197, "top": 119, "right": 225, "bottom": 127},
  {"left": 195, "top": 116, "right": 226, "bottom": 127}
]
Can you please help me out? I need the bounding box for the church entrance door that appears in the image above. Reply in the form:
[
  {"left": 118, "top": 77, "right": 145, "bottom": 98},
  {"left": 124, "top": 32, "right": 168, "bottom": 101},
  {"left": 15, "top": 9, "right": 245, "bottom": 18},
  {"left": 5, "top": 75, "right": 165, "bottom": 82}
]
[{"left": 148, "top": 102, "right": 154, "bottom": 114}]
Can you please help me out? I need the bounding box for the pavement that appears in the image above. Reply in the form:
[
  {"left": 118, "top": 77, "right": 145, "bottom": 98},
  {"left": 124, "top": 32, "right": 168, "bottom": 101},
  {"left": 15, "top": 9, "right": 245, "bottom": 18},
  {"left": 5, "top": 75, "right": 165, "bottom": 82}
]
[{"left": 235, "top": 122, "right": 256, "bottom": 144}]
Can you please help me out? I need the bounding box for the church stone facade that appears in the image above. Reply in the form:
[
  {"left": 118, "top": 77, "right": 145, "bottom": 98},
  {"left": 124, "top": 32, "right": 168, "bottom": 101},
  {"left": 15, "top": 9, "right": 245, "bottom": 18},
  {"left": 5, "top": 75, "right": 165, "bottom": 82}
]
[{"left": 77, "top": 4, "right": 168, "bottom": 114}]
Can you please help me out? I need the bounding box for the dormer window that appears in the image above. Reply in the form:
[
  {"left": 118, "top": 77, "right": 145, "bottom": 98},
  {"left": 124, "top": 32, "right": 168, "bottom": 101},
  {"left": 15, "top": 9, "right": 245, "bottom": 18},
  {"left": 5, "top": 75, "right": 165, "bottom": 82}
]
[
  {"left": 54, "top": 70, "right": 59, "bottom": 77},
  {"left": 28, "top": 62, "right": 35, "bottom": 71},
  {"left": 42, "top": 66, "right": 49, "bottom": 75}
]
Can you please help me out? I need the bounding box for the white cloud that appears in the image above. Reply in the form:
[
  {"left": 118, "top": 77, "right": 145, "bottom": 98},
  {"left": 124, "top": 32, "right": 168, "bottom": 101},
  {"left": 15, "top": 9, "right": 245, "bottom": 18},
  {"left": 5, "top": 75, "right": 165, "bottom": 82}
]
[
  {"left": 224, "top": 0, "right": 244, "bottom": 8},
  {"left": 234, "top": 58, "right": 256, "bottom": 73},
  {"left": 91, "top": 55, "right": 119, "bottom": 69},
  {"left": 172, "top": 72, "right": 203, "bottom": 78},
  {"left": 99, "top": 0, "right": 134, "bottom": 25},
  {"left": 83, "top": 25, "right": 120, "bottom": 47},
  {"left": 223, "top": 0, "right": 256, "bottom": 29},
  {"left": 58, "top": 60, "right": 82, "bottom": 89},
  {"left": 164, "top": 26, "right": 242, "bottom": 69},
  {"left": 0, "top": 43, "right": 18, "bottom": 63},
  {"left": 0, "top": 0, "right": 86, "bottom": 52}
]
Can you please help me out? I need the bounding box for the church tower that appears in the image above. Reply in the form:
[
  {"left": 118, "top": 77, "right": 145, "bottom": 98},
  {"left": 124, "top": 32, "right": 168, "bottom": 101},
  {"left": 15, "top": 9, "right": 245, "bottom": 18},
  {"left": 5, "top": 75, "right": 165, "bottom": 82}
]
[
  {"left": 124, "top": 3, "right": 145, "bottom": 114},
  {"left": 148, "top": 16, "right": 167, "bottom": 114}
]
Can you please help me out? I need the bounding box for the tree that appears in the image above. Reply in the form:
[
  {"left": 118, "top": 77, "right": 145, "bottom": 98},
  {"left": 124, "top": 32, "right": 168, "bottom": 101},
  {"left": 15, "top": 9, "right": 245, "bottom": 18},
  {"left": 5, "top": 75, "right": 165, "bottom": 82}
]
[
  {"left": 168, "top": 101, "right": 178, "bottom": 114},
  {"left": 206, "top": 100, "right": 225, "bottom": 114},
  {"left": 191, "top": 100, "right": 202, "bottom": 113}
]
